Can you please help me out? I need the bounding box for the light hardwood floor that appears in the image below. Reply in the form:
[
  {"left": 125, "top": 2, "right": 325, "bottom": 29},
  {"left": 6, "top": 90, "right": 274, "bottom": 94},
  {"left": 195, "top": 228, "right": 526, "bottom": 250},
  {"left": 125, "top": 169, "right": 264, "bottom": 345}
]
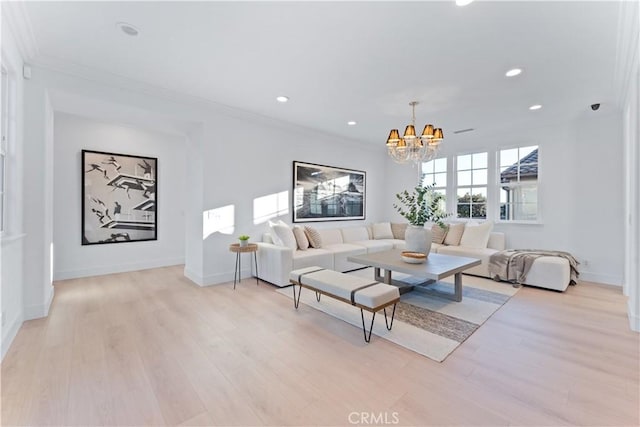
[{"left": 2, "top": 266, "right": 638, "bottom": 426}]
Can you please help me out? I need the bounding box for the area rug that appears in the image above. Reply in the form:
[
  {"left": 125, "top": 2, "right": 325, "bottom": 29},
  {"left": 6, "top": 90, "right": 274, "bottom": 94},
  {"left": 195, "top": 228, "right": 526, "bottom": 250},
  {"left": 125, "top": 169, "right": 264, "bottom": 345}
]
[{"left": 276, "top": 268, "right": 520, "bottom": 362}]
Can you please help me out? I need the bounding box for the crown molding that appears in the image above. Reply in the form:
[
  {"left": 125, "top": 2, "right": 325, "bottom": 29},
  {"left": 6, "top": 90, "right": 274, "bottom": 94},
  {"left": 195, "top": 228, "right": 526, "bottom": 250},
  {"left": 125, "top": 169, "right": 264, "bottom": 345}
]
[
  {"left": 613, "top": 0, "right": 639, "bottom": 108},
  {"left": 1, "top": 1, "right": 38, "bottom": 60}
]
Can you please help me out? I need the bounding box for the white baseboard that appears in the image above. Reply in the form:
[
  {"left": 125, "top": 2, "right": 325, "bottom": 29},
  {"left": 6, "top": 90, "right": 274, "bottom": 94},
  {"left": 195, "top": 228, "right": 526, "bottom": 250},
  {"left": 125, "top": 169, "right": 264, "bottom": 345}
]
[
  {"left": 184, "top": 267, "right": 204, "bottom": 286},
  {"left": 1, "top": 310, "right": 24, "bottom": 361},
  {"left": 54, "top": 257, "right": 185, "bottom": 281},
  {"left": 184, "top": 267, "right": 252, "bottom": 287},
  {"left": 24, "top": 285, "right": 55, "bottom": 320},
  {"left": 579, "top": 271, "right": 622, "bottom": 286},
  {"left": 629, "top": 300, "right": 640, "bottom": 332}
]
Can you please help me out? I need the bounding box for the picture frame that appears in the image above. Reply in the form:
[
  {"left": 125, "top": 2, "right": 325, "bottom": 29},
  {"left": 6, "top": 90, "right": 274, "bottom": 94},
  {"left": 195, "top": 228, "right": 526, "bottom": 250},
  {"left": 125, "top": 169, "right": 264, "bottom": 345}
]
[
  {"left": 293, "top": 161, "right": 366, "bottom": 223},
  {"left": 81, "top": 149, "right": 157, "bottom": 245}
]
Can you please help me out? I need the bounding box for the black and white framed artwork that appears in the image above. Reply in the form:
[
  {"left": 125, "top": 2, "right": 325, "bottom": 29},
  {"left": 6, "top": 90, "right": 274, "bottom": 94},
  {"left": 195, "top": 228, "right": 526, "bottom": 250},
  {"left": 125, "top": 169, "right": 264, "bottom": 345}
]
[
  {"left": 82, "top": 149, "right": 157, "bottom": 245},
  {"left": 293, "top": 161, "right": 366, "bottom": 222}
]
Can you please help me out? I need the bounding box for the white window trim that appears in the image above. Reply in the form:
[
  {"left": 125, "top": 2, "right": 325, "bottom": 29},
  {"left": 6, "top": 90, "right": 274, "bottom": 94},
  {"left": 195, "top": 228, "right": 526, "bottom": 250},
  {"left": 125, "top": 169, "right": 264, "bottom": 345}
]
[
  {"left": 495, "top": 144, "right": 542, "bottom": 224},
  {"left": 454, "top": 150, "right": 490, "bottom": 221},
  {"left": 418, "top": 147, "right": 543, "bottom": 225}
]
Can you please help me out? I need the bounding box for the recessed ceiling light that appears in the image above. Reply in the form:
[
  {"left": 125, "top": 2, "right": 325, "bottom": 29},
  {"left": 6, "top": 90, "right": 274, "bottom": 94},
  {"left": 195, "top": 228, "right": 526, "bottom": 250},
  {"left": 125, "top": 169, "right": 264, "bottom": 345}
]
[
  {"left": 116, "top": 22, "right": 140, "bottom": 37},
  {"left": 347, "top": 121, "right": 357, "bottom": 126},
  {"left": 505, "top": 68, "right": 522, "bottom": 77},
  {"left": 456, "top": 0, "right": 475, "bottom": 6},
  {"left": 529, "top": 104, "right": 542, "bottom": 110},
  {"left": 276, "top": 96, "right": 289, "bottom": 103}
]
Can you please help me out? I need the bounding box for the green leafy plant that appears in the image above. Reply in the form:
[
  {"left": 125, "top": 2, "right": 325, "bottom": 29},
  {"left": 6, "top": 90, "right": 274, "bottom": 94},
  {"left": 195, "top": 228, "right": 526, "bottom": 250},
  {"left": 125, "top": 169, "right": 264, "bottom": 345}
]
[
  {"left": 393, "top": 185, "right": 450, "bottom": 227},
  {"left": 238, "top": 235, "right": 250, "bottom": 241}
]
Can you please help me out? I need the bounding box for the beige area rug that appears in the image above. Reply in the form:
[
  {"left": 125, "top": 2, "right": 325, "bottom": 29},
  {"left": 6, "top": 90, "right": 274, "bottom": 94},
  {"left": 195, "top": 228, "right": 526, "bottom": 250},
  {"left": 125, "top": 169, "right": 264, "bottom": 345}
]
[{"left": 276, "top": 268, "right": 519, "bottom": 362}]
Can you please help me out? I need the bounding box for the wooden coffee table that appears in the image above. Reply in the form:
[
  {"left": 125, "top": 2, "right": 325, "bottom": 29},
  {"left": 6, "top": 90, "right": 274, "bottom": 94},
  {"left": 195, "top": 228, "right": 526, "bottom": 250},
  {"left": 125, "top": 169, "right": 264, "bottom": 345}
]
[{"left": 347, "top": 250, "right": 481, "bottom": 302}]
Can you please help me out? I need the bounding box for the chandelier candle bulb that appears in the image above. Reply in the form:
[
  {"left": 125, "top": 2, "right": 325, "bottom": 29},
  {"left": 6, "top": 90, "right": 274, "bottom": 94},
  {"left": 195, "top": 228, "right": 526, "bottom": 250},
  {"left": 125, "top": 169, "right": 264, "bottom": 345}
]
[{"left": 386, "top": 101, "right": 444, "bottom": 165}]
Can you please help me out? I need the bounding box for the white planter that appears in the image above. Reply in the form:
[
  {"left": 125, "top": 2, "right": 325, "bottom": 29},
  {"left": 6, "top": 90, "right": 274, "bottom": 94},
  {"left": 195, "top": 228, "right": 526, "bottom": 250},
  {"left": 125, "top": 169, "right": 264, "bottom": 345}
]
[
  {"left": 404, "top": 225, "right": 432, "bottom": 255},
  {"left": 239, "top": 239, "right": 248, "bottom": 247}
]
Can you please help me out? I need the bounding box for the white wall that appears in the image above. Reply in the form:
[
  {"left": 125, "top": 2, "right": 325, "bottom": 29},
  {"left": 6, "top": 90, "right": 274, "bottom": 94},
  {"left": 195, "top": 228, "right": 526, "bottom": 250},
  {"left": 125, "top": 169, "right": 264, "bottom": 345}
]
[
  {"left": 0, "top": 17, "right": 26, "bottom": 359},
  {"left": 198, "top": 114, "right": 385, "bottom": 285},
  {"left": 383, "top": 112, "right": 625, "bottom": 285},
  {"left": 22, "top": 70, "right": 54, "bottom": 321},
  {"left": 20, "top": 65, "right": 387, "bottom": 287},
  {"left": 621, "top": 0, "right": 639, "bottom": 331},
  {"left": 53, "top": 113, "right": 187, "bottom": 279}
]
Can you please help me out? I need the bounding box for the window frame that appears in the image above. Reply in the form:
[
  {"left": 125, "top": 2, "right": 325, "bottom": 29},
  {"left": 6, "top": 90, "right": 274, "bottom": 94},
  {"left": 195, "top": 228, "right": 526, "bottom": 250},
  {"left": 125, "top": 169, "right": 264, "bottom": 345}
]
[
  {"left": 420, "top": 157, "right": 448, "bottom": 211},
  {"left": 496, "top": 144, "right": 541, "bottom": 224},
  {"left": 455, "top": 151, "right": 489, "bottom": 221}
]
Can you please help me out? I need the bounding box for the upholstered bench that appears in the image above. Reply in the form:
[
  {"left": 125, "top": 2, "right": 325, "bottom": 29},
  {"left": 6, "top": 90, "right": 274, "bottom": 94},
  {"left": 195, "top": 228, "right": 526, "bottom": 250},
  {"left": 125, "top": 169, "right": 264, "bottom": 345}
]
[
  {"left": 490, "top": 250, "right": 574, "bottom": 292},
  {"left": 525, "top": 256, "right": 571, "bottom": 291},
  {"left": 289, "top": 266, "right": 400, "bottom": 342}
]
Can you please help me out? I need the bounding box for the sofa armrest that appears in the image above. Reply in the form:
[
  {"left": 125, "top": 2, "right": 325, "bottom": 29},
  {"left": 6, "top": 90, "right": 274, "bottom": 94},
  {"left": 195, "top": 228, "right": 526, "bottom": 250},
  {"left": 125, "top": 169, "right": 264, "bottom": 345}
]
[
  {"left": 255, "top": 242, "right": 293, "bottom": 287},
  {"left": 488, "top": 232, "right": 505, "bottom": 251}
]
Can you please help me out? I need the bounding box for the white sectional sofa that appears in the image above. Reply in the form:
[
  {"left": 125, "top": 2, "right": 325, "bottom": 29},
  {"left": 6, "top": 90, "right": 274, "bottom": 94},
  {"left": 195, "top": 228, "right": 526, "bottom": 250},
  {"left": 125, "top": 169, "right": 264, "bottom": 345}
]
[{"left": 255, "top": 222, "right": 505, "bottom": 287}]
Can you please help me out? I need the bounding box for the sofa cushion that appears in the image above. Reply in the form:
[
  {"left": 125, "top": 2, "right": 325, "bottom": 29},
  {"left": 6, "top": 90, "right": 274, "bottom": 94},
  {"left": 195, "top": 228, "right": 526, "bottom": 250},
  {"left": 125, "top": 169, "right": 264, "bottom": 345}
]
[
  {"left": 292, "top": 226, "right": 309, "bottom": 250},
  {"left": 487, "top": 232, "right": 506, "bottom": 250},
  {"left": 341, "top": 226, "right": 369, "bottom": 243},
  {"left": 391, "top": 222, "right": 408, "bottom": 240},
  {"left": 460, "top": 221, "right": 493, "bottom": 249},
  {"left": 323, "top": 243, "right": 367, "bottom": 272},
  {"left": 268, "top": 220, "right": 284, "bottom": 246},
  {"left": 323, "top": 243, "right": 366, "bottom": 255},
  {"left": 437, "top": 245, "right": 498, "bottom": 277},
  {"left": 292, "top": 248, "right": 334, "bottom": 271},
  {"left": 376, "top": 239, "right": 405, "bottom": 250},
  {"left": 432, "top": 223, "right": 448, "bottom": 244},
  {"left": 304, "top": 226, "right": 323, "bottom": 248},
  {"left": 351, "top": 239, "right": 394, "bottom": 253},
  {"left": 373, "top": 222, "right": 394, "bottom": 239},
  {"left": 317, "top": 228, "right": 344, "bottom": 245},
  {"left": 443, "top": 223, "right": 465, "bottom": 246},
  {"left": 271, "top": 221, "right": 297, "bottom": 250},
  {"left": 431, "top": 242, "right": 445, "bottom": 252}
]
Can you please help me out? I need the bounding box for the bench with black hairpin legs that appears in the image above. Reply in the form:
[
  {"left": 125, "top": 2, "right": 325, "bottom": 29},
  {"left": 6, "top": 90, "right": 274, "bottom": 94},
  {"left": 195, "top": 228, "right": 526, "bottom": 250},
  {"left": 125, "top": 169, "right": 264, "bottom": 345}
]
[{"left": 289, "top": 266, "right": 400, "bottom": 343}]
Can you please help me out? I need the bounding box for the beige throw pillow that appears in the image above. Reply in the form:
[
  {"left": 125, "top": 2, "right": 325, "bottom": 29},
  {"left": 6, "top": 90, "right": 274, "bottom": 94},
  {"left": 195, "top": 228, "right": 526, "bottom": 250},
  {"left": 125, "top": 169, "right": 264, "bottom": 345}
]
[
  {"left": 391, "top": 222, "right": 408, "bottom": 240},
  {"left": 304, "top": 226, "right": 323, "bottom": 248},
  {"left": 372, "top": 222, "right": 394, "bottom": 239},
  {"left": 292, "top": 226, "right": 309, "bottom": 250},
  {"left": 431, "top": 223, "right": 448, "bottom": 244},
  {"left": 460, "top": 221, "right": 494, "bottom": 249},
  {"left": 443, "top": 223, "right": 465, "bottom": 246}
]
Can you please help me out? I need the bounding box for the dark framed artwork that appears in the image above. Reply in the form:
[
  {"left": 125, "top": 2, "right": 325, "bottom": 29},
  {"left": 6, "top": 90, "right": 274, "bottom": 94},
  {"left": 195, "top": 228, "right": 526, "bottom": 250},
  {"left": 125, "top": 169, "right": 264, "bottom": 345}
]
[
  {"left": 81, "top": 149, "right": 157, "bottom": 245},
  {"left": 293, "top": 161, "right": 366, "bottom": 223}
]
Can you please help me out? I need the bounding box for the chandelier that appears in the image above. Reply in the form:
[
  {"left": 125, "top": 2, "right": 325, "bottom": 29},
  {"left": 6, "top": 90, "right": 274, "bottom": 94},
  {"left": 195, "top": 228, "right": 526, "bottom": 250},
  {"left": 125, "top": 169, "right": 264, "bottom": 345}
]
[{"left": 386, "top": 101, "right": 444, "bottom": 165}]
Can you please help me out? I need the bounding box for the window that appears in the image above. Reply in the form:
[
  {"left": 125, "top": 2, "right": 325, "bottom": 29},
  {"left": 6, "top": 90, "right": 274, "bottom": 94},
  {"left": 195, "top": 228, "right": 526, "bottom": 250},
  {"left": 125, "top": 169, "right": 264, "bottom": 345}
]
[
  {"left": 456, "top": 152, "right": 487, "bottom": 219},
  {"left": 421, "top": 157, "right": 447, "bottom": 210},
  {"left": 499, "top": 146, "right": 538, "bottom": 221}
]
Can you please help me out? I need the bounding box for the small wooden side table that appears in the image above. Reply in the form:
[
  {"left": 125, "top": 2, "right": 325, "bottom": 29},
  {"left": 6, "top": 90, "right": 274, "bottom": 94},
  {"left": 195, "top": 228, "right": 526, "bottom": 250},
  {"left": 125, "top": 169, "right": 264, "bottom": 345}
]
[{"left": 229, "top": 243, "right": 259, "bottom": 289}]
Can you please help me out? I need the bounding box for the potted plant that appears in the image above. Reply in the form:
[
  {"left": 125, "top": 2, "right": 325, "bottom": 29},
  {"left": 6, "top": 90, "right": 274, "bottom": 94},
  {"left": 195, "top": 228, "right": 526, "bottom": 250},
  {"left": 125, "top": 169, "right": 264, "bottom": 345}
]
[
  {"left": 393, "top": 185, "right": 449, "bottom": 255},
  {"left": 238, "top": 234, "right": 250, "bottom": 247}
]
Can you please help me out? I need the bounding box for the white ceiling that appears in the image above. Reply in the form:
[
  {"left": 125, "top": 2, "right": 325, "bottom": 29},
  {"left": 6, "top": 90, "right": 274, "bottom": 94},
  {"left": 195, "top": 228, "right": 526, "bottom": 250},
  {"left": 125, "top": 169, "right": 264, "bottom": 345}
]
[{"left": 17, "top": 1, "right": 624, "bottom": 144}]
